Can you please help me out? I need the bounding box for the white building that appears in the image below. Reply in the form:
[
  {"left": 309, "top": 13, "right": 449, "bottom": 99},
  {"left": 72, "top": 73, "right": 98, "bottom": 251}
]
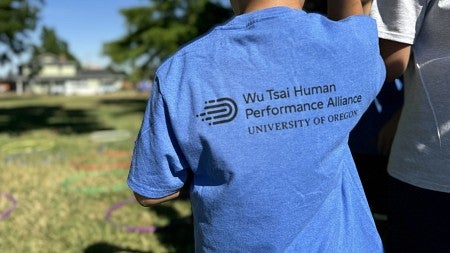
[{"left": 17, "top": 53, "right": 124, "bottom": 96}]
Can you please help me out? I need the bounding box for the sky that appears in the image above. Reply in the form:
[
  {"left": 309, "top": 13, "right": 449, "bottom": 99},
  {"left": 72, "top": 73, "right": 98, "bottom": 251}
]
[
  {"left": 38, "top": 0, "right": 148, "bottom": 68},
  {"left": 1, "top": 0, "right": 231, "bottom": 77},
  {"left": 1, "top": 0, "right": 145, "bottom": 76},
  {"left": 38, "top": 0, "right": 231, "bottom": 68}
]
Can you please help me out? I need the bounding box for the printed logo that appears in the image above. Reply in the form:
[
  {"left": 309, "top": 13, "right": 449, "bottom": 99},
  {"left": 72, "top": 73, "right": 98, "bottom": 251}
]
[{"left": 196, "top": 97, "right": 238, "bottom": 126}]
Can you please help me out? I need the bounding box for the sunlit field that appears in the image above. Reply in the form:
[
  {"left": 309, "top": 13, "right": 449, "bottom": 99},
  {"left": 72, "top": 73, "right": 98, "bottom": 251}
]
[{"left": 0, "top": 92, "right": 193, "bottom": 253}]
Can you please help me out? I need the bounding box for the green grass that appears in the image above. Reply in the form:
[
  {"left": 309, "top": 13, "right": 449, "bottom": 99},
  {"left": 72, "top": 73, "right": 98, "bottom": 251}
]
[{"left": 0, "top": 92, "right": 194, "bottom": 253}]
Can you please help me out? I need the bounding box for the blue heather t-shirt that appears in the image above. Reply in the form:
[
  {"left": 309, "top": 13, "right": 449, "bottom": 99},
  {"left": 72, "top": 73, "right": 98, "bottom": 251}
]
[{"left": 128, "top": 7, "right": 385, "bottom": 253}]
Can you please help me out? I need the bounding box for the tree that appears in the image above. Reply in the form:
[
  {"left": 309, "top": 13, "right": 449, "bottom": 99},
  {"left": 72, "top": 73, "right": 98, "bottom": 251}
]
[
  {"left": 22, "top": 26, "right": 80, "bottom": 78},
  {"left": 31, "top": 26, "right": 79, "bottom": 64},
  {"left": 103, "top": 0, "right": 232, "bottom": 83},
  {"left": 0, "top": 0, "right": 44, "bottom": 65}
]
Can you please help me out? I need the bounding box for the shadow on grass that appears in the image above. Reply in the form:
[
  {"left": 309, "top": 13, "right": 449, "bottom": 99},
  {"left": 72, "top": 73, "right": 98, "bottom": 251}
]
[
  {"left": 0, "top": 105, "right": 111, "bottom": 135},
  {"left": 84, "top": 202, "right": 194, "bottom": 253},
  {"left": 84, "top": 242, "right": 151, "bottom": 253},
  {"left": 156, "top": 218, "right": 195, "bottom": 253},
  {"left": 99, "top": 98, "right": 147, "bottom": 116},
  {"left": 152, "top": 204, "right": 195, "bottom": 253}
]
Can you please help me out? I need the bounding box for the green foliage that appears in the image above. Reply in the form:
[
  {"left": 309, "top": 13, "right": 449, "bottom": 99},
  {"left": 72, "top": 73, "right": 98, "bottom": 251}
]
[
  {"left": 103, "top": 0, "right": 327, "bottom": 83},
  {"left": 0, "top": 92, "right": 194, "bottom": 253},
  {"left": 0, "top": 0, "right": 43, "bottom": 64},
  {"left": 31, "top": 26, "right": 80, "bottom": 65},
  {"left": 103, "top": 0, "right": 232, "bottom": 83}
]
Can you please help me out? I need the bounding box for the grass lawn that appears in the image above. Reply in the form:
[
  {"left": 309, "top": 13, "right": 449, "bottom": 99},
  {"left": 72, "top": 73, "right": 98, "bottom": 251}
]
[{"left": 0, "top": 92, "right": 194, "bottom": 253}]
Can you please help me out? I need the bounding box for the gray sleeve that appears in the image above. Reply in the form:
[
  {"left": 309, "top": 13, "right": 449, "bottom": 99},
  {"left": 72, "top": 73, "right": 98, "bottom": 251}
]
[{"left": 370, "top": 0, "right": 429, "bottom": 44}]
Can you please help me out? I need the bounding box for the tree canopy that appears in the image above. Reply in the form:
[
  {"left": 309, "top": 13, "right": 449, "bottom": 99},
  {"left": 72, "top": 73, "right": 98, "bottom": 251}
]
[
  {"left": 0, "top": 0, "right": 43, "bottom": 65},
  {"left": 103, "top": 0, "right": 327, "bottom": 83},
  {"left": 103, "top": 0, "right": 232, "bottom": 83},
  {"left": 31, "top": 26, "right": 79, "bottom": 64}
]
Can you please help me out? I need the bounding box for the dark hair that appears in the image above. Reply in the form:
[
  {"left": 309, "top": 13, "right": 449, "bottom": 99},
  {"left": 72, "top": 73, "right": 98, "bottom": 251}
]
[{"left": 304, "top": 0, "right": 327, "bottom": 14}]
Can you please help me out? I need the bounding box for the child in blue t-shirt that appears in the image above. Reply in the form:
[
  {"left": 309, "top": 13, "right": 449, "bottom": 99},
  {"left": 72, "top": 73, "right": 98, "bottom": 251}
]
[{"left": 127, "top": 0, "right": 385, "bottom": 252}]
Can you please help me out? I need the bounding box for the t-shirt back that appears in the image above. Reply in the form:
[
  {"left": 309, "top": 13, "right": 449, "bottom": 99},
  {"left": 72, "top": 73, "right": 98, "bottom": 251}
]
[{"left": 128, "top": 7, "right": 385, "bottom": 252}]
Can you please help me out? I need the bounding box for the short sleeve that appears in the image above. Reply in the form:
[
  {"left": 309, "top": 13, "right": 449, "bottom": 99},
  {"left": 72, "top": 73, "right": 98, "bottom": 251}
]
[
  {"left": 370, "top": 0, "right": 427, "bottom": 44},
  {"left": 336, "top": 15, "right": 387, "bottom": 94},
  {"left": 127, "top": 77, "right": 188, "bottom": 198}
]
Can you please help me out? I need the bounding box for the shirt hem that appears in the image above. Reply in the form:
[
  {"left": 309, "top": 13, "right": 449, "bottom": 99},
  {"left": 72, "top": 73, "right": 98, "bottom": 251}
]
[{"left": 378, "top": 30, "right": 414, "bottom": 45}]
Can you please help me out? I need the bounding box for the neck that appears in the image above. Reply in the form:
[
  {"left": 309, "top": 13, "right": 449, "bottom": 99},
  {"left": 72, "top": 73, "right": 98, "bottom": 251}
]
[{"left": 241, "top": 0, "right": 304, "bottom": 14}]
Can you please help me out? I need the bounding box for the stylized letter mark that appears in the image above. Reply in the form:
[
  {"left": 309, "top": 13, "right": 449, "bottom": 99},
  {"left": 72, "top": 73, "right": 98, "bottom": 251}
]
[{"left": 196, "top": 97, "right": 238, "bottom": 125}]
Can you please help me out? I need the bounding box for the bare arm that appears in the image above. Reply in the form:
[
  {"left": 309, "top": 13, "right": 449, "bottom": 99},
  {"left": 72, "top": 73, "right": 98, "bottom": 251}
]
[
  {"left": 327, "top": 0, "right": 365, "bottom": 20},
  {"left": 133, "top": 173, "right": 191, "bottom": 206},
  {"left": 376, "top": 40, "right": 411, "bottom": 154},
  {"left": 362, "top": 0, "right": 372, "bottom": 15},
  {"left": 377, "top": 109, "right": 402, "bottom": 156},
  {"left": 379, "top": 39, "right": 412, "bottom": 82},
  {"left": 133, "top": 191, "right": 181, "bottom": 206}
]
